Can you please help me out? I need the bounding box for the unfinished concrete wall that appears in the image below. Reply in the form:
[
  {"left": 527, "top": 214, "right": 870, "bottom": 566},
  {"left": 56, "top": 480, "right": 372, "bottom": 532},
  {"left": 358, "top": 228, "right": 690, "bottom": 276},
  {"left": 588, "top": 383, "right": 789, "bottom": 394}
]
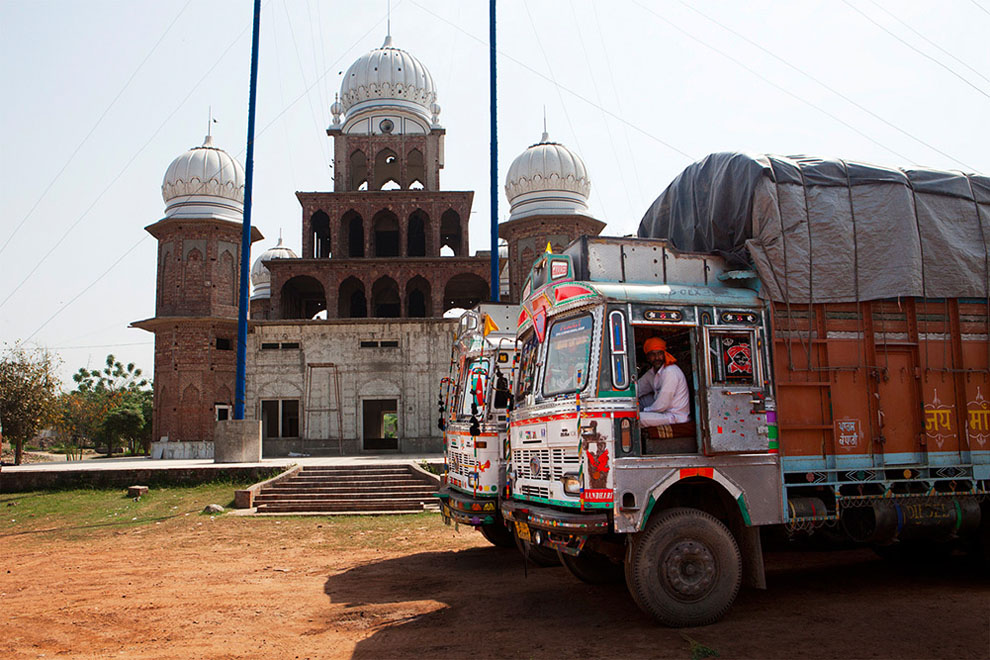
[{"left": 245, "top": 318, "right": 455, "bottom": 456}]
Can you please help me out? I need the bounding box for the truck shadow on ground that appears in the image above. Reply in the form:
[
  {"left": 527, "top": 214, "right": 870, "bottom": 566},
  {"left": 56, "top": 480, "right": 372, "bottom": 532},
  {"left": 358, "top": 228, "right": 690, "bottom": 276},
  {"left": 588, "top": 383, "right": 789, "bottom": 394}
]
[{"left": 323, "top": 547, "right": 990, "bottom": 659}]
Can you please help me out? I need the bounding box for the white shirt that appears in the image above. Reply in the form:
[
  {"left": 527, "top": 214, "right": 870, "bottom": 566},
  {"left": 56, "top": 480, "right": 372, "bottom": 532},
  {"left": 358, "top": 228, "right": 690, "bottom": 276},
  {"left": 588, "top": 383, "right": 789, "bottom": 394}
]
[{"left": 637, "top": 363, "right": 690, "bottom": 426}]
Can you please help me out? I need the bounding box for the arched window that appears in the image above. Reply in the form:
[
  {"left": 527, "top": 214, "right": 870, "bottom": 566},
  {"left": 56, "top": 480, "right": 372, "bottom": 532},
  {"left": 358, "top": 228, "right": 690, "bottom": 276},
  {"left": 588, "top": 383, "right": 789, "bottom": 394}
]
[
  {"left": 372, "top": 210, "right": 400, "bottom": 257},
  {"left": 440, "top": 210, "right": 462, "bottom": 256},
  {"left": 443, "top": 273, "right": 488, "bottom": 312},
  {"left": 280, "top": 276, "right": 327, "bottom": 320},
  {"left": 406, "top": 276, "right": 431, "bottom": 318},
  {"left": 311, "top": 210, "right": 331, "bottom": 258},
  {"left": 374, "top": 148, "right": 400, "bottom": 190},
  {"left": 371, "top": 276, "right": 401, "bottom": 318},
  {"left": 407, "top": 149, "right": 425, "bottom": 189},
  {"left": 341, "top": 210, "right": 364, "bottom": 258},
  {"left": 338, "top": 277, "right": 366, "bottom": 318},
  {"left": 407, "top": 209, "right": 428, "bottom": 257},
  {"left": 349, "top": 150, "right": 367, "bottom": 191}
]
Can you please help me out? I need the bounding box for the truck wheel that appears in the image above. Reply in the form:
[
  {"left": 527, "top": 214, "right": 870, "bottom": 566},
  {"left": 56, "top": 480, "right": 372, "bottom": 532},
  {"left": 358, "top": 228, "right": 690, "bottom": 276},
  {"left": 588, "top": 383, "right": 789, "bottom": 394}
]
[
  {"left": 479, "top": 519, "right": 516, "bottom": 549},
  {"left": 558, "top": 549, "right": 624, "bottom": 584},
  {"left": 627, "top": 507, "right": 741, "bottom": 627},
  {"left": 514, "top": 534, "right": 560, "bottom": 567}
]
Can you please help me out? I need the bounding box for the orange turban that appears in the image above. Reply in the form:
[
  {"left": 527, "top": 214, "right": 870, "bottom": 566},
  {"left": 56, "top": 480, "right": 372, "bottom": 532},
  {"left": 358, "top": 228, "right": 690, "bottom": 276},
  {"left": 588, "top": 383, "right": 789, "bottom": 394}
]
[{"left": 643, "top": 337, "right": 676, "bottom": 364}]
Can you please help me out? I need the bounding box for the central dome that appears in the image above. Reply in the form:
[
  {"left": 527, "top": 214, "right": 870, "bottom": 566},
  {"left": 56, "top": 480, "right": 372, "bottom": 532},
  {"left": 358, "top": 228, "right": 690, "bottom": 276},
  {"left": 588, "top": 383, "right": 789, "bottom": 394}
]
[
  {"left": 338, "top": 36, "right": 438, "bottom": 124},
  {"left": 505, "top": 131, "right": 591, "bottom": 221}
]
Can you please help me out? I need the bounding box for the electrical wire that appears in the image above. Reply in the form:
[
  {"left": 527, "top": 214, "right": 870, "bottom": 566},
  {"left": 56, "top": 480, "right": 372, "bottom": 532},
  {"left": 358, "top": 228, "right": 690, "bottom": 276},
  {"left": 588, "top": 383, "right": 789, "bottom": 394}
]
[
  {"left": 0, "top": 0, "right": 194, "bottom": 261},
  {"left": 406, "top": 0, "right": 693, "bottom": 160},
  {"left": 0, "top": 8, "right": 258, "bottom": 313},
  {"left": 281, "top": 0, "right": 330, "bottom": 167},
  {"left": 842, "top": 0, "right": 990, "bottom": 101},
  {"left": 628, "top": 0, "right": 916, "bottom": 165},
  {"left": 681, "top": 1, "right": 977, "bottom": 171}
]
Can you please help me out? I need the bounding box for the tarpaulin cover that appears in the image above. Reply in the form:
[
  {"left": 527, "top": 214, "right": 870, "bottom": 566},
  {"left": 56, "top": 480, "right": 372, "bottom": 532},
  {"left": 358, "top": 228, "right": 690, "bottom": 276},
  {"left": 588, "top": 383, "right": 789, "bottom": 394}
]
[{"left": 638, "top": 152, "right": 990, "bottom": 303}]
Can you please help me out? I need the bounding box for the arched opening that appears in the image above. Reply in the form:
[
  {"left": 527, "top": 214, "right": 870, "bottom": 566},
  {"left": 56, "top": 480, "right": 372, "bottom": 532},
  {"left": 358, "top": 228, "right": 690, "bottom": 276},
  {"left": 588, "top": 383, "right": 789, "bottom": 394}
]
[
  {"left": 311, "top": 210, "right": 331, "bottom": 258},
  {"left": 443, "top": 273, "right": 488, "bottom": 312},
  {"left": 409, "top": 180, "right": 424, "bottom": 190},
  {"left": 341, "top": 210, "right": 364, "bottom": 257},
  {"left": 407, "top": 209, "right": 428, "bottom": 256},
  {"left": 406, "top": 276, "right": 431, "bottom": 318},
  {"left": 374, "top": 148, "right": 400, "bottom": 190},
  {"left": 220, "top": 249, "right": 236, "bottom": 306},
  {"left": 371, "top": 276, "right": 401, "bottom": 318},
  {"left": 349, "top": 150, "right": 367, "bottom": 190},
  {"left": 280, "top": 276, "right": 327, "bottom": 320},
  {"left": 440, "top": 210, "right": 463, "bottom": 256},
  {"left": 407, "top": 149, "right": 425, "bottom": 189},
  {"left": 381, "top": 179, "right": 401, "bottom": 190},
  {"left": 372, "top": 210, "right": 400, "bottom": 257},
  {"left": 338, "top": 277, "right": 367, "bottom": 318}
]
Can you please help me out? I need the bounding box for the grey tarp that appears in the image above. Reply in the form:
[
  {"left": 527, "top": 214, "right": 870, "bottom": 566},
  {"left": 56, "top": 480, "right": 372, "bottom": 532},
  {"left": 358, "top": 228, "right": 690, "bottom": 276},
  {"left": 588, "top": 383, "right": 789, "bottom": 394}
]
[{"left": 638, "top": 152, "right": 990, "bottom": 303}]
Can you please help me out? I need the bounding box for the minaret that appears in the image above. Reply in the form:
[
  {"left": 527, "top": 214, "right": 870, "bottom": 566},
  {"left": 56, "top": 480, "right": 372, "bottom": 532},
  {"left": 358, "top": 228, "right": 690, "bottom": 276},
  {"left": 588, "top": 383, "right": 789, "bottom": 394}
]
[{"left": 132, "top": 135, "right": 263, "bottom": 451}]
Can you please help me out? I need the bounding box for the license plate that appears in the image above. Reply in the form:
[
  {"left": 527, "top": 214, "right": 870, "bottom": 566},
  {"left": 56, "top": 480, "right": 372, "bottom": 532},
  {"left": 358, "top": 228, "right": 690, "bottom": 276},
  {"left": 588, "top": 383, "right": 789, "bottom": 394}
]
[{"left": 514, "top": 521, "right": 531, "bottom": 541}]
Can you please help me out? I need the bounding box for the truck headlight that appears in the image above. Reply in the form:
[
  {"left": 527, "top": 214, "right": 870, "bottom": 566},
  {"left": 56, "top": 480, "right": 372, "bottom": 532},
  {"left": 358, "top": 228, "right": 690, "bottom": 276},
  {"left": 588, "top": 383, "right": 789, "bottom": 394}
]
[{"left": 561, "top": 472, "right": 581, "bottom": 495}]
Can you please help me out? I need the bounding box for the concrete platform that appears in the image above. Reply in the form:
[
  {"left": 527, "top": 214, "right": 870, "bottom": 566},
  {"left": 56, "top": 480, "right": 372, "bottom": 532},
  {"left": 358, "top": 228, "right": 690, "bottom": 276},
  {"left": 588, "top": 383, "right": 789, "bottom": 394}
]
[{"left": 0, "top": 454, "right": 443, "bottom": 493}]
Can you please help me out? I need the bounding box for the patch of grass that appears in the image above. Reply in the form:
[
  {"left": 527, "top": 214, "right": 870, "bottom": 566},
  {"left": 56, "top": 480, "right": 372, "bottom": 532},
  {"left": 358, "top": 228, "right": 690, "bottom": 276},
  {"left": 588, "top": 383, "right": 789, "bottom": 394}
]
[{"left": 0, "top": 479, "right": 256, "bottom": 538}]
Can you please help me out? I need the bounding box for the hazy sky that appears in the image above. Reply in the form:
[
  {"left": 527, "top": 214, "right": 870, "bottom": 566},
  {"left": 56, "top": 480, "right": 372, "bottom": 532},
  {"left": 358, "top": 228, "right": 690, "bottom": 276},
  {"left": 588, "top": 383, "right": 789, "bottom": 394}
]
[{"left": 2, "top": 0, "right": 989, "bottom": 385}]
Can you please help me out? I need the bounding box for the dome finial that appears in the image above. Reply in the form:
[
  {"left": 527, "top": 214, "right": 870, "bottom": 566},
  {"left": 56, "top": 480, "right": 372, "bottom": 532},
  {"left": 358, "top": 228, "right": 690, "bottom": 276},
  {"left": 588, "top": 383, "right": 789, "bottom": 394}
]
[
  {"left": 542, "top": 106, "right": 549, "bottom": 143},
  {"left": 387, "top": 0, "right": 391, "bottom": 40}
]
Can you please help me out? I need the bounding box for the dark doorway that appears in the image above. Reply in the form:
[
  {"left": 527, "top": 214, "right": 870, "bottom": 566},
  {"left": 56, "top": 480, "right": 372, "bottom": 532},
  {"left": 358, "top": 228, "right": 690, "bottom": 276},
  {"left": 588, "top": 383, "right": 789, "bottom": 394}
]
[{"left": 362, "top": 399, "right": 398, "bottom": 450}]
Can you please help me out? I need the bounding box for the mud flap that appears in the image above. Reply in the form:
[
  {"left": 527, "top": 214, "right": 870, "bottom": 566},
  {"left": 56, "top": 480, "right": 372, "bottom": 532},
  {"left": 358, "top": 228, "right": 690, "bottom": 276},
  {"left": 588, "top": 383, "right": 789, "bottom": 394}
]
[{"left": 738, "top": 525, "right": 766, "bottom": 590}]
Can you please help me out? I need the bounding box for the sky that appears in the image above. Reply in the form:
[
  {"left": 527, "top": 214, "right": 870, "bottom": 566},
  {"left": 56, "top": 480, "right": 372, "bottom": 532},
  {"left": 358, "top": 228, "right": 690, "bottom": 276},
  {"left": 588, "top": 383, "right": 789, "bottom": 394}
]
[{"left": 2, "top": 0, "right": 989, "bottom": 386}]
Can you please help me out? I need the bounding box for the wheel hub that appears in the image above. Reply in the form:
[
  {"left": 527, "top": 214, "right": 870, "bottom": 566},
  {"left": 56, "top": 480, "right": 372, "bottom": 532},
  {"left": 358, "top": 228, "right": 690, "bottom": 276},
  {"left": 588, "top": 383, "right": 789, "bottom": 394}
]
[{"left": 662, "top": 540, "right": 716, "bottom": 599}]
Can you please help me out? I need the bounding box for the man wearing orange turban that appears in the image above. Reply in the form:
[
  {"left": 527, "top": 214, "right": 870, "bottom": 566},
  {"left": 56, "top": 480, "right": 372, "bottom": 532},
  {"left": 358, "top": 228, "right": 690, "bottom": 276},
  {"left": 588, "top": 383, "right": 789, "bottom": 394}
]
[{"left": 637, "top": 337, "right": 690, "bottom": 427}]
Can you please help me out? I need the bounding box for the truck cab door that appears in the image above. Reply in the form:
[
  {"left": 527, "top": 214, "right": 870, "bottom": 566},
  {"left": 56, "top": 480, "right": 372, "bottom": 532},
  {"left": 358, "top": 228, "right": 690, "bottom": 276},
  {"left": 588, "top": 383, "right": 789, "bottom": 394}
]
[{"left": 700, "top": 322, "right": 770, "bottom": 454}]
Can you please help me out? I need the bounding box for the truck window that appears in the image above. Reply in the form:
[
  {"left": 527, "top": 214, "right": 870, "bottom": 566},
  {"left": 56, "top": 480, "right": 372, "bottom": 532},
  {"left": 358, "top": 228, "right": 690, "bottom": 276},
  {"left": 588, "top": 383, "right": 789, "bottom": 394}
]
[
  {"left": 459, "top": 358, "right": 489, "bottom": 416},
  {"left": 516, "top": 331, "right": 539, "bottom": 399},
  {"left": 709, "top": 331, "right": 755, "bottom": 385},
  {"left": 543, "top": 314, "right": 594, "bottom": 397}
]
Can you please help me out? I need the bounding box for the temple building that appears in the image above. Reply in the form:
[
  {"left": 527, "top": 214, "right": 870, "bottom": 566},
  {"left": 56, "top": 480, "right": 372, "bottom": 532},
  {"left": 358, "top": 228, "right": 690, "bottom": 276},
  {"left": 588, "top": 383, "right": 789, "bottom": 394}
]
[{"left": 135, "top": 35, "right": 603, "bottom": 457}]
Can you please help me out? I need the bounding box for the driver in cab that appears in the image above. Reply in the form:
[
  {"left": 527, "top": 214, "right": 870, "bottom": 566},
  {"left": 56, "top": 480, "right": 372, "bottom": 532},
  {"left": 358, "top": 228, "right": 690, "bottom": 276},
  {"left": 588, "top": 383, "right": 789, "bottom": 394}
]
[{"left": 637, "top": 337, "right": 690, "bottom": 427}]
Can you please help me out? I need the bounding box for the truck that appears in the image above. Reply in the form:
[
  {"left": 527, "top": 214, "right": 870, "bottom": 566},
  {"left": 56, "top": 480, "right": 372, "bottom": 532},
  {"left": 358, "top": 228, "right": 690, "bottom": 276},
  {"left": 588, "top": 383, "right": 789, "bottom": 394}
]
[
  {"left": 436, "top": 303, "right": 522, "bottom": 549},
  {"left": 500, "top": 153, "right": 990, "bottom": 627}
]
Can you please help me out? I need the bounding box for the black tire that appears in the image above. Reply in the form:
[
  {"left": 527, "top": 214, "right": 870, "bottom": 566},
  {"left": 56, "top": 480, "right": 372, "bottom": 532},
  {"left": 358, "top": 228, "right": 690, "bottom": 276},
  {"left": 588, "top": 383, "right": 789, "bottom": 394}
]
[
  {"left": 514, "top": 533, "right": 561, "bottom": 567},
  {"left": 626, "top": 507, "right": 741, "bottom": 627},
  {"left": 479, "top": 519, "right": 516, "bottom": 549},
  {"left": 558, "top": 548, "right": 624, "bottom": 584}
]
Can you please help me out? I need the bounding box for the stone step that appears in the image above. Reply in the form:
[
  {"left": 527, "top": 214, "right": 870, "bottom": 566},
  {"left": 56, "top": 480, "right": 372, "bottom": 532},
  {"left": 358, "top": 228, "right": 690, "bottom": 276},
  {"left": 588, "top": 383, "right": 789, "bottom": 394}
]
[
  {"left": 298, "top": 466, "right": 413, "bottom": 474},
  {"left": 254, "top": 490, "right": 436, "bottom": 502},
  {"left": 256, "top": 498, "right": 436, "bottom": 513},
  {"left": 265, "top": 483, "right": 434, "bottom": 493}
]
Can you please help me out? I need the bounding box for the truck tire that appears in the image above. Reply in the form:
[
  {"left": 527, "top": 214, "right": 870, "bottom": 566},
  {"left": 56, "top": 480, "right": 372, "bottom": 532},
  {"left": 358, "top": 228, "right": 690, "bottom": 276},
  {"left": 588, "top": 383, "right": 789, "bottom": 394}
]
[
  {"left": 479, "top": 519, "right": 516, "bottom": 549},
  {"left": 626, "top": 507, "right": 741, "bottom": 627},
  {"left": 514, "top": 534, "right": 560, "bottom": 567},
  {"left": 558, "top": 548, "right": 624, "bottom": 584}
]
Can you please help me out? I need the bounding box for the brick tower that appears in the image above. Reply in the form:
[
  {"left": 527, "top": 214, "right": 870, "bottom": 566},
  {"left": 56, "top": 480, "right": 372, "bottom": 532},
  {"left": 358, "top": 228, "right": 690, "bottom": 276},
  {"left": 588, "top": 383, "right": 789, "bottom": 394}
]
[
  {"left": 133, "top": 135, "right": 262, "bottom": 454},
  {"left": 499, "top": 130, "right": 605, "bottom": 302}
]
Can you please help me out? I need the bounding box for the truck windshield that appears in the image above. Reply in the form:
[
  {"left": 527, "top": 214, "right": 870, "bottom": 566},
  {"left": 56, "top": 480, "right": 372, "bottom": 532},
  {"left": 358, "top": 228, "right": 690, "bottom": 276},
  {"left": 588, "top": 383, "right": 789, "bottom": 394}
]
[
  {"left": 542, "top": 314, "right": 593, "bottom": 397},
  {"left": 516, "top": 331, "right": 539, "bottom": 399},
  {"left": 459, "top": 358, "right": 490, "bottom": 416}
]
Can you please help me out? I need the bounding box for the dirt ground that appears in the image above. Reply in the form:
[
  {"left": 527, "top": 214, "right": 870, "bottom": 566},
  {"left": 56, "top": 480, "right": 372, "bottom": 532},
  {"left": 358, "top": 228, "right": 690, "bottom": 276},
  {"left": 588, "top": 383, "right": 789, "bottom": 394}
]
[{"left": 1, "top": 509, "right": 988, "bottom": 660}]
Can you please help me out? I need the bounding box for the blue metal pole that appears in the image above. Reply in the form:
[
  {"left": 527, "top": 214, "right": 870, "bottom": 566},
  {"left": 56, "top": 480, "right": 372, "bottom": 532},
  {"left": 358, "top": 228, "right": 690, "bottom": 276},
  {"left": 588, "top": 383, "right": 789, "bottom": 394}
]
[
  {"left": 489, "top": 0, "right": 499, "bottom": 302},
  {"left": 235, "top": 0, "right": 262, "bottom": 420}
]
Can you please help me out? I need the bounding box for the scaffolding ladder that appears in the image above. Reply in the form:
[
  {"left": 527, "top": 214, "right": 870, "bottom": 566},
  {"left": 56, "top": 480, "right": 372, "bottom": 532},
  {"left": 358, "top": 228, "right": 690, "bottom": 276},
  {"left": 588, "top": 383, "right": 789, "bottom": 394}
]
[{"left": 304, "top": 362, "right": 344, "bottom": 455}]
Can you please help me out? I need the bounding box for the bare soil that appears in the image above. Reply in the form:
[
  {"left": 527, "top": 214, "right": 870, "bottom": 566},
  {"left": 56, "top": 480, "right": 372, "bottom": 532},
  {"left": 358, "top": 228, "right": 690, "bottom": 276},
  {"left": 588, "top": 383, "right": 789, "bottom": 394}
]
[{"left": 1, "top": 511, "right": 987, "bottom": 659}]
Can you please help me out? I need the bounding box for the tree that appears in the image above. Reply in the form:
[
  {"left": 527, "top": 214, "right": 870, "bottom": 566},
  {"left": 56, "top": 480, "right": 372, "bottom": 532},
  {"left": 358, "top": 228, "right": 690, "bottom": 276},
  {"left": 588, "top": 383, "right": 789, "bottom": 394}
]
[
  {"left": 69, "top": 355, "right": 151, "bottom": 456},
  {"left": 0, "top": 345, "right": 61, "bottom": 465}
]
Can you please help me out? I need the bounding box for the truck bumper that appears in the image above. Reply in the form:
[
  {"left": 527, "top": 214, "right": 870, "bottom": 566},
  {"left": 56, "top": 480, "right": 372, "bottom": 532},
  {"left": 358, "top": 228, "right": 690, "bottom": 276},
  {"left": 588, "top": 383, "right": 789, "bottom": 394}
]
[
  {"left": 500, "top": 498, "right": 611, "bottom": 535},
  {"left": 435, "top": 486, "right": 499, "bottom": 526}
]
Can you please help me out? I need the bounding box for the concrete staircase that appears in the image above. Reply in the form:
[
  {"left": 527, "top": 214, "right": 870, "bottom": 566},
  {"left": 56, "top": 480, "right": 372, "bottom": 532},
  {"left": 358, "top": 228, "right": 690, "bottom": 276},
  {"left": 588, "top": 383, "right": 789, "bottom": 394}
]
[{"left": 253, "top": 464, "right": 439, "bottom": 514}]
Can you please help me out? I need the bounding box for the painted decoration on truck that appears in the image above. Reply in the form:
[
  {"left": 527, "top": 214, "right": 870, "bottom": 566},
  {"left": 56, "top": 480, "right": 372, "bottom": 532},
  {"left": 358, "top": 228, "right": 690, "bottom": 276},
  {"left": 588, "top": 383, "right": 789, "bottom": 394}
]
[
  {"left": 924, "top": 389, "right": 956, "bottom": 449},
  {"left": 967, "top": 387, "right": 990, "bottom": 447},
  {"left": 834, "top": 418, "right": 864, "bottom": 453},
  {"left": 581, "top": 420, "right": 613, "bottom": 504}
]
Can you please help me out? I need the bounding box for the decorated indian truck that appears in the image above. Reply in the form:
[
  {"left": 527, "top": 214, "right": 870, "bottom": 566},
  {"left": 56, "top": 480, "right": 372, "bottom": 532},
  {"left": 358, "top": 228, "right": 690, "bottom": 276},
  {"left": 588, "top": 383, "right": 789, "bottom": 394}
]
[
  {"left": 500, "top": 154, "right": 990, "bottom": 627},
  {"left": 436, "top": 303, "right": 520, "bottom": 547}
]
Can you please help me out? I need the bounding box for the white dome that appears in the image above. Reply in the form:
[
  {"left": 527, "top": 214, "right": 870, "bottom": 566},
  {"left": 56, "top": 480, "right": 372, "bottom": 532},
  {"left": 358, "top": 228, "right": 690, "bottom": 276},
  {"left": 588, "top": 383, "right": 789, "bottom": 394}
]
[
  {"left": 505, "top": 131, "right": 591, "bottom": 221},
  {"left": 162, "top": 135, "right": 245, "bottom": 221},
  {"left": 339, "top": 36, "right": 438, "bottom": 124},
  {"left": 250, "top": 237, "right": 298, "bottom": 300}
]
